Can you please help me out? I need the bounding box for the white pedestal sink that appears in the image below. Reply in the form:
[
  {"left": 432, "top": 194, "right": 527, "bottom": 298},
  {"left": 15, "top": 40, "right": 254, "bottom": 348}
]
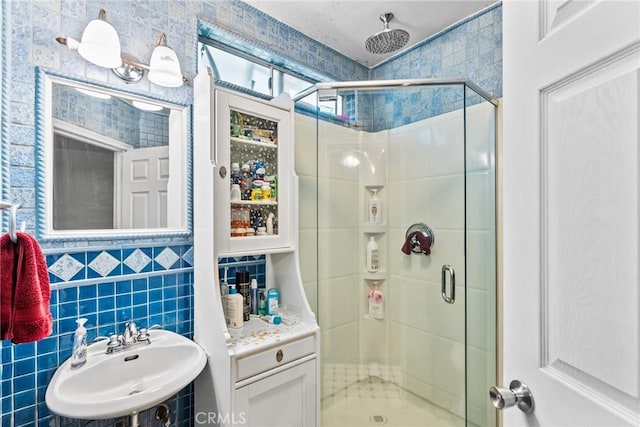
[{"left": 45, "top": 329, "right": 207, "bottom": 420}]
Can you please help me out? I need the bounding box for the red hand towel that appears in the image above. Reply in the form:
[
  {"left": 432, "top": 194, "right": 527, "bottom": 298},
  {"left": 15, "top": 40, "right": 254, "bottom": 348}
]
[
  {"left": 401, "top": 231, "right": 431, "bottom": 256},
  {"left": 1, "top": 231, "right": 53, "bottom": 343}
]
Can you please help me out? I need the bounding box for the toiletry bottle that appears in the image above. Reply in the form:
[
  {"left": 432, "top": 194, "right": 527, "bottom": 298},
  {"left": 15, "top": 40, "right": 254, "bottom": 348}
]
[
  {"left": 266, "top": 213, "right": 275, "bottom": 235},
  {"left": 368, "top": 283, "right": 384, "bottom": 319},
  {"left": 258, "top": 290, "right": 267, "bottom": 315},
  {"left": 230, "top": 184, "right": 241, "bottom": 201},
  {"left": 236, "top": 271, "right": 251, "bottom": 322},
  {"left": 366, "top": 236, "right": 379, "bottom": 272},
  {"left": 260, "top": 314, "right": 282, "bottom": 324},
  {"left": 226, "top": 286, "right": 243, "bottom": 328},
  {"left": 369, "top": 189, "right": 382, "bottom": 224},
  {"left": 70, "top": 318, "right": 88, "bottom": 368},
  {"left": 230, "top": 162, "right": 241, "bottom": 184},
  {"left": 266, "top": 288, "right": 280, "bottom": 315},
  {"left": 220, "top": 267, "right": 229, "bottom": 319},
  {"left": 250, "top": 279, "right": 259, "bottom": 315}
]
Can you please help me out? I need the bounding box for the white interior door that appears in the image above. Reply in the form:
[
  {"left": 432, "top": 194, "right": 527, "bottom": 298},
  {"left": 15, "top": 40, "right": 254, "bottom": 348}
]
[
  {"left": 503, "top": 1, "right": 640, "bottom": 425},
  {"left": 120, "top": 146, "right": 169, "bottom": 228}
]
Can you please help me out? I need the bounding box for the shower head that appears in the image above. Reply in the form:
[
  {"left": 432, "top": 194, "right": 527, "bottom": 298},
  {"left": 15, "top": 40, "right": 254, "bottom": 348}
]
[{"left": 365, "top": 13, "right": 410, "bottom": 54}]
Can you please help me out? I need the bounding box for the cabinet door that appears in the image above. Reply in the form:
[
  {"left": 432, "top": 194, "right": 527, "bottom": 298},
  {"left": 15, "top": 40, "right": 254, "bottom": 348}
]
[
  {"left": 215, "top": 90, "right": 293, "bottom": 255},
  {"left": 235, "top": 359, "right": 316, "bottom": 427}
]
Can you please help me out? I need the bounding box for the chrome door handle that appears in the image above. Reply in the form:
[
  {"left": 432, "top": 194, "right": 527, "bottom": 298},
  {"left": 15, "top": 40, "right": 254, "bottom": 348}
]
[
  {"left": 441, "top": 265, "right": 455, "bottom": 304},
  {"left": 489, "top": 380, "right": 535, "bottom": 413}
]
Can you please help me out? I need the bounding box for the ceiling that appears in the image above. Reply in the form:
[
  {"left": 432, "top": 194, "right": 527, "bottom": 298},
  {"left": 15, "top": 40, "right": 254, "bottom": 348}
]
[{"left": 243, "top": 0, "right": 497, "bottom": 67}]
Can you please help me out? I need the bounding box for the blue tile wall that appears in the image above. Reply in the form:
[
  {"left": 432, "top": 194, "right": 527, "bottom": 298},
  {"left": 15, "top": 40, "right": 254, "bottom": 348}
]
[
  {"left": 218, "top": 255, "right": 267, "bottom": 290},
  {"left": 139, "top": 111, "right": 169, "bottom": 148},
  {"left": 367, "top": 3, "right": 502, "bottom": 131},
  {"left": 1, "top": 244, "right": 194, "bottom": 426},
  {"left": 1, "top": 1, "right": 502, "bottom": 426}
]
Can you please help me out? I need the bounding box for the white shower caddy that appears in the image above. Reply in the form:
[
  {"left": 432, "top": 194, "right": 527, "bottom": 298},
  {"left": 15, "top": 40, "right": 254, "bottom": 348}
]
[{"left": 193, "top": 69, "right": 320, "bottom": 426}]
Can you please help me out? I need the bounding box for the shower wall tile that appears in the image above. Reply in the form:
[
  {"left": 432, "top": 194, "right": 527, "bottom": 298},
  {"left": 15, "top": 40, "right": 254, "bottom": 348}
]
[
  {"left": 317, "top": 178, "right": 359, "bottom": 229},
  {"left": 467, "top": 230, "right": 497, "bottom": 292},
  {"left": 294, "top": 114, "right": 318, "bottom": 178},
  {"left": 319, "top": 276, "right": 360, "bottom": 329},
  {"left": 299, "top": 228, "right": 318, "bottom": 282},
  {"left": 321, "top": 323, "right": 359, "bottom": 364},
  {"left": 298, "top": 176, "right": 318, "bottom": 230},
  {"left": 317, "top": 228, "right": 359, "bottom": 280},
  {"left": 359, "top": 320, "right": 391, "bottom": 364},
  {"left": 467, "top": 287, "right": 491, "bottom": 351},
  {"left": 401, "top": 326, "right": 434, "bottom": 385}
]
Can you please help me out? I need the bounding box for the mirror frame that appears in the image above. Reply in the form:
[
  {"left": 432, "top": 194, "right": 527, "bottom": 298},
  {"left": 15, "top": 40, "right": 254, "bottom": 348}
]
[{"left": 35, "top": 68, "right": 192, "bottom": 241}]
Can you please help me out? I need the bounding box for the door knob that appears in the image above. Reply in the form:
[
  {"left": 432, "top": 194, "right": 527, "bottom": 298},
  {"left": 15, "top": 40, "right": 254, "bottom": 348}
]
[{"left": 489, "top": 380, "right": 534, "bottom": 413}]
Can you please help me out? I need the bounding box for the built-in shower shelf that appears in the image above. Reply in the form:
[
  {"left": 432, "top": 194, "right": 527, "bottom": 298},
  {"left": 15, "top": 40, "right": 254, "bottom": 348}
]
[
  {"left": 361, "top": 223, "right": 387, "bottom": 233},
  {"left": 363, "top": 314, "right": 385, "bottom": 322},
  {"left": 362, "top": 270, "right": 387, "bottom": 280}
]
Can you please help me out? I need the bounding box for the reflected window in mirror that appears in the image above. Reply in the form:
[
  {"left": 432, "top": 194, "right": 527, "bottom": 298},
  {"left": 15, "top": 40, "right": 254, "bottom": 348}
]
[{"left": 36, "top": 69, "right": 191, "bottom": 241}]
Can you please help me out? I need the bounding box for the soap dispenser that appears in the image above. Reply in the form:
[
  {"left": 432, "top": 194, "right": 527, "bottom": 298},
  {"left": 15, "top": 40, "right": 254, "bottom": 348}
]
[
  {"left": 70, "top": 318, "right": 88, "bottom": 368},
  {"left": 368, "top": 283, "right": 384, "bottom": 319}
]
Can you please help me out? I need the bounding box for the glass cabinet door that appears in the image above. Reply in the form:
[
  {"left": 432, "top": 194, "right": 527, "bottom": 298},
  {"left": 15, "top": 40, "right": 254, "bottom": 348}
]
[{"left": 215, "top": 90, "right": 292, "bottom": 254}]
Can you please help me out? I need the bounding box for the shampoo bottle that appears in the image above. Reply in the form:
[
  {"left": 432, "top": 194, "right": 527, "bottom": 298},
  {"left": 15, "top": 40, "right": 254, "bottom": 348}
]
[
  {"left": 366, "top": 236, "right": 379, "bottom": 272},
  {"left": 70, "top": 318, "right": 88, "bottom": 368},
  {"left": 226, "top": 286, "right": 244, "bottom": 329},
  {"left": 368, "top": 283, "right": 384, "bottom": 319},
  {"left": 369, "top": 189, "right": 382, "bottom": 224}
]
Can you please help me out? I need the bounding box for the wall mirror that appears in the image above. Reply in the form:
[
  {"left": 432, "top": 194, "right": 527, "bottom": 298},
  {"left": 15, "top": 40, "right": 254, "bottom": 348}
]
[{"left": 35, "top": 69, "right": 191, "bottom": 241}]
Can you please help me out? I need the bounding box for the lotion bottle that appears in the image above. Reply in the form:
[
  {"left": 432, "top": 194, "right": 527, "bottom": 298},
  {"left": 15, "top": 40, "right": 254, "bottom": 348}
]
[
  {"left": 226, "top": 285, "right": 243, "bottom": 329},
  {"left": 366, "top": 236, "right": 379, "bottom": 272},
  {"left": 369, "top": 189, "right": 382, "bottom": 224},
  {"left": 70, "top": 318, "right": 88, "bottom": 368},
  {"left": 368, "top": 283, "right": 384, "bottom": 319}
]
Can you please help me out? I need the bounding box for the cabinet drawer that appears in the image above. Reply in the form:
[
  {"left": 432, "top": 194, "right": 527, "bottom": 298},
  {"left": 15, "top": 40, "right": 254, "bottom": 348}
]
[{"left": 236, "top": 335, "right": 315, "bottom": 381}]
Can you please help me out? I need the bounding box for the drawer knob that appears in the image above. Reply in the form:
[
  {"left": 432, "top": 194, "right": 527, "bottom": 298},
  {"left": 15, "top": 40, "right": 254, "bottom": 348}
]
[{"left": 276, "top": 349, "right": 284, "bottom": 362}]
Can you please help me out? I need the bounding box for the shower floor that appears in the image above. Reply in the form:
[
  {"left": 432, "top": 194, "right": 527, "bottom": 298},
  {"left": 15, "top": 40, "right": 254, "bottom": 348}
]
[{"left": 321, "top": 364, "right": 467, "bottom": 427}]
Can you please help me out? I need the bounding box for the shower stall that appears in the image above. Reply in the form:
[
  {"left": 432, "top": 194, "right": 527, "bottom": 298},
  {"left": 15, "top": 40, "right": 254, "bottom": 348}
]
[{"left": 293, "top": 79, "right": 497, "bottom": 427}]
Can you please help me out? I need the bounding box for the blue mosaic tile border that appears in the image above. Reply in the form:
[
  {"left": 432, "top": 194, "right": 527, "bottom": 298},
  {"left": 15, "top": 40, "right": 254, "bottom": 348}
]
[{"left": 46, "top": 245, "right": 193, "bottom": 285}]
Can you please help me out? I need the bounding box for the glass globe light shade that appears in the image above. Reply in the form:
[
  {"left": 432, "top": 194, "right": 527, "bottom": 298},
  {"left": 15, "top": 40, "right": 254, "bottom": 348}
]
[
  {"left": 77, "top": 18, "right": 122, "bottom": 68},
  {"left": 148, "top": 45, "right": 183, "bottom": 88}
]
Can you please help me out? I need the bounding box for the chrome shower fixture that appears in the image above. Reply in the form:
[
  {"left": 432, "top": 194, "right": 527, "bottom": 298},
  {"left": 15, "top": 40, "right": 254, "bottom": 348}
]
[{"left": 365, "top": 12, "right": 410, "bottom": 54}]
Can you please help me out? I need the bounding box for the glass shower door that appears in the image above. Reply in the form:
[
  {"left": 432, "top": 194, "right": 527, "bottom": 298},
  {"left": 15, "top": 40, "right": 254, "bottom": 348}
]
[{"left": 294, "top": 81, "right": 497, "bottom": 427}]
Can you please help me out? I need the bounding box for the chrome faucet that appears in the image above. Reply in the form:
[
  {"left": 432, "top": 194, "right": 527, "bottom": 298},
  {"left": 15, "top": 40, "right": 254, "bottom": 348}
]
[
  {"left": 104, "top": 322, "right": 159, "bottom": 354},
  {"left": 123, "top": 321, "right": 139, "bottom": 344}
]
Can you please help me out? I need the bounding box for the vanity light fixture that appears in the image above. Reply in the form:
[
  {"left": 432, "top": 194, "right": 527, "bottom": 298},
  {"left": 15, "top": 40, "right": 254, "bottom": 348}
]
[{"left": 56, "top": 10, "right": 185, "bottom": 88}]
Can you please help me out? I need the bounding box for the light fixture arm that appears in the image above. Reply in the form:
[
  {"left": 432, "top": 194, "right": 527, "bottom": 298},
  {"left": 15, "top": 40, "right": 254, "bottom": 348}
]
[{"left": 156, "top": 33, "right": 168, "bottom": 47}]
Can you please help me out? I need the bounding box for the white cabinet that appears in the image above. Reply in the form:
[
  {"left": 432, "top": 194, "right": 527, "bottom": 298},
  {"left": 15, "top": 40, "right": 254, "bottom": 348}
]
[
  {"left": 193, "top": 69, "right": 319, "bottom": 427},
  {"left": 236, "top": 358, "right": 316, "bottom": 427},
  {"left": 214, "top": 90, "right": 294, "bottom": 255}
]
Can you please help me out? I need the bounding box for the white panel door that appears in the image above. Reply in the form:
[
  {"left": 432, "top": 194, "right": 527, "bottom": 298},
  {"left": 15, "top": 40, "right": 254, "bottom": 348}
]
[
  {"left": 120, "top": 146, "right": 169, "bottom": 228},
  {"left": 503, "top": 0, "right": 640, "bottom": 425}
]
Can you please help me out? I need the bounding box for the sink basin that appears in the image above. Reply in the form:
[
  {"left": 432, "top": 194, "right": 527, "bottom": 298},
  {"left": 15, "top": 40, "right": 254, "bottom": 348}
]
[{"left": 45, "top": 329, "right": 207, "bottom": 419}]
